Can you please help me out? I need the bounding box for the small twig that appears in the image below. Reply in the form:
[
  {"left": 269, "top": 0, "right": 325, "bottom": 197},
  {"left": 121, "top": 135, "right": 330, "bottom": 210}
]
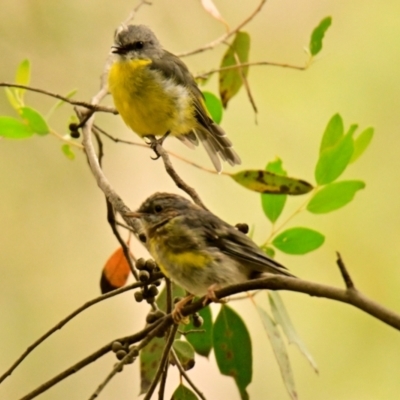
[
  {"left": 92, "top": 127, "right": 104, "bottom": 166},
  {"left": 228, "top": 290, "right": 261, "bottom": 301},
  {"left": 158, "top": 360, "right": 169, "bottom": 400},
  {"left": 171, "top": 350, "right": 206, "bottom": 400},
  {"left": 336, "top": 252, "right": 356, "bottom": 290},
  {"left": 106, "top": 200, "right": 138, "bottom": 279},
  {"left": 88, "top": 317, "right": 167, "bottom": 400},
  {"left": 115, "top": 221, "right": 136, "bottom": 233},
  {"left": 178, "top": 0, "right": 268, "bottom": 57},
  {"left": 96, "top": 124, "right": 220, "bottom": 175},
  {"left": 19, "top": 317, "right": 167, "bottom": 400},
  {"left": 195, "top": 60, "right": 306, "bottom": 79},
  {"left": 178, "top": 329, "right": 206, "bottom": 336},
  {"left": 166, "top": 278, "right": 173, "bottom": 314},
  {"left": 123, "top": 0, "right": 152, "bottom": 25},
  {"left": 232, "top": 51, "right": 258, "bottom": 120},
  {"left": 0, "top": 276, "right": 161, "bottom": 384},
  {"left": 153, "top": 143, "right": 207, "bottom": 210},
  {"left": 0, "top": 83, "right": 116, "bottom": 114},
  {"left": 143, "top": 324, "right": 179, "bottom": 400},
  {"left": 49, "top": 129, "right": 84, "bottom": 149}
]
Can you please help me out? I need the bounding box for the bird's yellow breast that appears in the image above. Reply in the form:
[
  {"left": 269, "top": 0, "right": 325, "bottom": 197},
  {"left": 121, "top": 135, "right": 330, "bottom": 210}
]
[{"left": 108, "top": 58, "right": 196, "bottom": 137}]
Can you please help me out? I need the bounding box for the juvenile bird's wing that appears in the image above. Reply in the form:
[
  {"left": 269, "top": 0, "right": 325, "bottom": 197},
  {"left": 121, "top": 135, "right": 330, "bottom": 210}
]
[{"left": 196, "top": 212, "right": 294, "bottom": 277}]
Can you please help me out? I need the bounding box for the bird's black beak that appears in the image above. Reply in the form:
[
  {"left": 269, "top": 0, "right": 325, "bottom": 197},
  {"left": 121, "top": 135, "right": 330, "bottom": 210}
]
[{"left": 111, "top": 45, "right": 124, "bottom": 54}]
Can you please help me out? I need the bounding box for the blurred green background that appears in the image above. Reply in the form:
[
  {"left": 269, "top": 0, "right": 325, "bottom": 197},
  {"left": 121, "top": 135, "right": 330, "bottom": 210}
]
[{"left": 1, "top": 0, "right": 400, "bottom": 399}]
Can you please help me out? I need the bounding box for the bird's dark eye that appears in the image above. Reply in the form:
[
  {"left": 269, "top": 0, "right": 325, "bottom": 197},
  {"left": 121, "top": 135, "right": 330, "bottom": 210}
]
[
  {"left": 154, "top": 204, "right": 162, "bottom": 213},
  {"left": 134, "top": 41, "right": 144, "bottom": 50}
]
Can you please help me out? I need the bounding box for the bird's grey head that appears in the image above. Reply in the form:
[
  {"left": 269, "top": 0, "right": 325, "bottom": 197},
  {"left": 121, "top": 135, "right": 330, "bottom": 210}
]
[{"left": 112, "top": 24, "right": 163, "bottom": 60}]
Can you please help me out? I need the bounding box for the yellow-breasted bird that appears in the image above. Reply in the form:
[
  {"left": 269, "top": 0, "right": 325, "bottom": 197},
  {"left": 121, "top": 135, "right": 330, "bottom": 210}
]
[
  {"left": 128, "top": 193, "right": 294, "bottom": 304},
  {"left": 108, "top": 25, "right": 241, "bottom": 172}
]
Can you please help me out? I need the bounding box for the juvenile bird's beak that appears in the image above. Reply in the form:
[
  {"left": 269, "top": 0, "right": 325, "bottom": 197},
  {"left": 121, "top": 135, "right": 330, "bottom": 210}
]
[{"left": 125, "top": 211, "right": 143, "bottom": 219}]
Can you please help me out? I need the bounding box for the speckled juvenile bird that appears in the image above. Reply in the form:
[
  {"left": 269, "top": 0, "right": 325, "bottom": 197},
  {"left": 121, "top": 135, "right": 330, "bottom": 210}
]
[
  {"left": 108, "top": 24, "right": 241, "bottom": 172},
  {"left": 128, "top": 192, "right": 294, "bottom": 301}
]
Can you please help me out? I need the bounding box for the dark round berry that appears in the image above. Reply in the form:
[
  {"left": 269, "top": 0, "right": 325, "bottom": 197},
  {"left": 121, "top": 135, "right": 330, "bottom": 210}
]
[
  {"left": 145, "top": 259, "right": 157, "bottom": 271},
  {"left": 147, "top": 285, "right": 159, "bottom": 297},
  {"left": 115, "top": 363, "right": 124, "bottom": 372},
  {"left": 153, "top": 279, "right": 162, "bottom": 287},
  {"left": 235, "top": 223, "right": 249, "bottom": 234},
  {"left": 156, "top": 329, "right": 165, "bottom": 338},
  {"left": 134, "top": 291, "right": 144, "bottom": 302},
  {"left": 139, "top": 233, "right": 147, "bottom": 243},
  {"left": 116, "top": 350, "right": 127, "bottom": 360},
  {"left": 70, "top": 130, "right": 80, "bottom": 139},
  {"left": 136, "top": 258, "right": 146, "bottom": 270},
  {"left": 193, "top": 315, "right": 204, "bottom": 328},
  {"left": 154, "top": 310, "right": 165, "bottom": 319},
  {"left": 146, "top": 296, "right": 155, "bottom": 304},
  {"left": 129, "top": 346, "right": 139, "bottom": 358},
  {"left": 173, "top": 296, "right": 183, "bottom": 304},
  {"left": 139, "top": 270, "right": 150, "bottom": 282},
  {"left": 146, "top": 312, "right": 158, "bottom": 324},
  {"left": 111, "top": 341, "right": 124, "bottom": 353}
]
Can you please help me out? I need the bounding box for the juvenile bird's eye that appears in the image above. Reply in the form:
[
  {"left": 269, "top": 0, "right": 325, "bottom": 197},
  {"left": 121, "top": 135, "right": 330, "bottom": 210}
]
[
  {"left": 134, "top": 41, "right": 144, "bottom": 50},
  {"left": 154, "top": 204, "right": 162, "bottom": 213}
]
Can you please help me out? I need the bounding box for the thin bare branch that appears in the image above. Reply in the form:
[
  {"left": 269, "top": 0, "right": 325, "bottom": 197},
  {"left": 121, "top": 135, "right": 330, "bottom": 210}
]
[
  {"left": 171, "top": 349, "right": 207, "bottom": 400},
  {"left": 178, "top": 0, "right": 268, "bottom": 57},
  {"left": 123, "top": 0, "right": 152, "bottom": 25},
  {"left": 195, "top": 60, "right": 306, "bottom": 79},
  {"left": 0, "top": 276, "right": 161, "bottom": 385},
  {"left": 0, "top": 83, "right": 116, "bottom": 114},
  {"left": 232, "top": 51, "right": 258, "bottom": 118},
  {"left": 18, "top": 318, "right": 166, "bottom": 400},
  {"left": 153, "top": 142, "right": 207, "bottom": 210},
  {"left": 143, "top": 324, "right": 179, "bottom": 400},
  {"left": 158, "top": 360, "right": 169, "bottom": 400},
  {"left": 88, "top": 318, "right": 168, "bottom": 400},
  {"left": 336, "top": 252, "right": 355, "bottom": 290}
]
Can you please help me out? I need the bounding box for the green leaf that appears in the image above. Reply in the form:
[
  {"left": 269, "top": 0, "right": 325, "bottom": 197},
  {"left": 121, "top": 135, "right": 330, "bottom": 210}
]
[
  {"left": 350, "top": 127, "right": 374, "bottom": 163},
  {"left": 61, "top": 144, "right": 75, "bottom": 160},
  {"left": 140, "top": 336, "right": 165, "bottom": 394},
  {"left": 309, "top": 16, "right": 332, "bottom": 56},
  {"left": 173, "top": 340, "right": 195, "bottom": 371},
  {"left": 269, "top": 292, "right": 318, "bottom": 372},
  {"left": 261, "top": 158, "right": 288, "bottom": 223},
  {"left": 315, "top": 131, "right": 354, "bottom": 185},
  {"left": 257, "top": 306, "right": 297, "bottom": 400},
  {"left": 213, "top": 305, "right": 252, "bottom": 400},
  {"left": 171, "top": 384, "right": 199, "bottom": 400},
  {"left": 15, "top": 59, "right": 31, "bottom": 101},
  {"left": 319, "top": 113, "right": 344, "bottom": 154},
  {"left": 0, "top": 116, "right": 33, "bottom": 139},
  {"left": 231, "top": 170, "right": 313, "bottom": 195},
  {"left": 272, "top": 227, "right": 325, "bottom": 255},
  {"left": 261, "top": 245, "right": 275, "bottom": 259},
  {"left": 346, "top": 123, "right": 358, "bottom": 137},
  {"left": 203, "top": 91, "right": 223, "bottom": 124},
  {"left": 4, "top": 88, "right": 22, "bottom": 110},
  {"left": 19, "top": 106, "right": 49, "bottom": 135},
  {"left": 183, "top": 306, "right": 213, "bottom": 357},
  {"left": 307, "top": 180, "right": 365, "bottom": 214},
  {"left": 219, "top": 31, "right": 250, "bottom": 108}
]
